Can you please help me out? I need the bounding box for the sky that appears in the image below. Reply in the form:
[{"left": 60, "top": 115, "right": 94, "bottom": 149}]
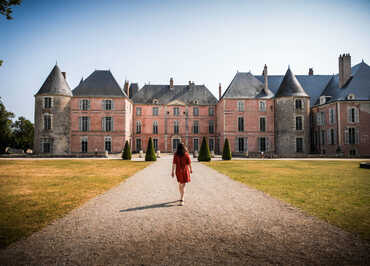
[{"left": 0, "top": 0, "right": 369, "bottom": 122}]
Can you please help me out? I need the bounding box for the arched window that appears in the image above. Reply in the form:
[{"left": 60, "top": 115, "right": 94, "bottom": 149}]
[
  {"left": 136, "top": 121, "right": 142, "bottom": 134},
  {"left": 153, "top": 121, "right": 158, "bottom": 134}
]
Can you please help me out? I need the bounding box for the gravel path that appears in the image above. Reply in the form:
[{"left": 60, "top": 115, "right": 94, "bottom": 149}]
[{"left": 1, "top": 156, "right": 369, "bottom": 265}]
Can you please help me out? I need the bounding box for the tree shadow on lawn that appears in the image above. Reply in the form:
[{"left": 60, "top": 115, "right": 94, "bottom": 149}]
[{"left": 119, "top": 200, "right": 180, "bottom": 212}]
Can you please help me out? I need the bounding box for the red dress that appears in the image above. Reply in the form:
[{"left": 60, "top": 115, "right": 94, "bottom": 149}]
[{"left": 173, "top": 152, "right": 191, "bottom": 183}]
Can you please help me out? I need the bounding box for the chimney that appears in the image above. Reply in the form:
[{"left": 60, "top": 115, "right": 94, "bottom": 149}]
[
  {"left": 339, "top": 53, "right": 351, "bottom": 88},
  {"left": 263, "top": 64, "right": 268, "bottom": 90},
  {"left": 124, "top": 80, "right": 129, "bottom": 97},
  {"left": 309, "top": 68, "right": 314, "bottom": 76},
  {"left": 218, "top": 83, "right": 222, "bottom": 100},
  {"left": 188, "top": 81, "right": 191, "bottom": 86},
  {"left": 170, "top": 77, "right": 174, "bottom": 89},
  {"left": 62, "top": 72, "right": 66, "bottom": 79}
]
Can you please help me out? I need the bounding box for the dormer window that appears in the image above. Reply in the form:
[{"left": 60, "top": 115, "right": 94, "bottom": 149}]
[
  {"left": 320, "top": 96, "right": 326, "bottom": 105},
  {"left": 153, "top": 99, "right": 159, "bottom": 104},
  {"left": 44, "top": 97, "right": 52, "bottom": 109},
  {"left": 193, "top": 99, "right": 199, "bottom": 105},
  {"left": 347, "top": 94, "right": 355, "bottom": 100}
]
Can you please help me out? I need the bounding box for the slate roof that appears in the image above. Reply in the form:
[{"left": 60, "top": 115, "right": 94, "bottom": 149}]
[
  {"left": 221, "top": 72, "right": 274, "bottom": 99},
  {"left": 36, "top": 64, "right": 72, "bottom": 96},
  {"left": 275, "top": 68, "right": 309, "bottom": 98},
  {"left": 73, "top": 70, "right": 127, "bottom": 97},
  {"left": 255, "top": 73, "right": 332, "bottom": 106},
  {"left": 315, "top": 61, "right": 370, "bottom": 105},
  {"left": 132, "top": 84, "right": 218, "bottom": 105}
]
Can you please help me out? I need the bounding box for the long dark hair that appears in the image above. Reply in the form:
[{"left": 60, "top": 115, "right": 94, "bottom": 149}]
[{"left": 176, "top": 143, "right": 187, "bottom": 157}]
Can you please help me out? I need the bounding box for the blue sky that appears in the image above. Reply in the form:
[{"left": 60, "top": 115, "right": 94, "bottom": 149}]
[{"left": 0, "top": 0, "right": 369, "bottom": 122}]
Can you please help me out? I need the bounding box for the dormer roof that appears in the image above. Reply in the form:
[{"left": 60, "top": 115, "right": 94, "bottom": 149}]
[
  {"left": 35, "top": 64, "right": 72, "bottom": 96},
  {"left": 275, "top": 68, "right": 308, "bottom": 97}
]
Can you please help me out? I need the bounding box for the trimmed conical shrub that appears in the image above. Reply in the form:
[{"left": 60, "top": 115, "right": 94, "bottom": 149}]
[
  {"left": 122, "top": 140, "right": 132, "bottom": 160},
  {"left": 145, "top": 137, "right": 157, "bottom": 161},
  {"left": 222, "top": 138, "right": 232, "bottom": 160},
  {"left": 198, "top": 136, "right": 211, "bottom": 162}
]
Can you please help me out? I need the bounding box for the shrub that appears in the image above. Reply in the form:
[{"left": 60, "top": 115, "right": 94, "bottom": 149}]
[
  {"left": 145, "top": 137, "right": 157, "bottom": 161},
  {"left": 198, "top": 136, "right": 211, "bottom": 162},
  {"left": 122, "top": 140, "right": 132, "bottom": 160},
  {"left": 222, "top": 138, "right": 232, "bottom": 160}
]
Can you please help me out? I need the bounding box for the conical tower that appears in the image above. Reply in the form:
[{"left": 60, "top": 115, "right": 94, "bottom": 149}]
[
  {"left": 34, "top": 64, "right": 73, "bottom": 155},
  {"left": 274, "top": 67, "right": 310, "bottom": 156}
]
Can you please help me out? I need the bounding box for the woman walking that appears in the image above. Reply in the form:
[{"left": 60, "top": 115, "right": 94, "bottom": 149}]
[{"left": 171, "top": 143, "right": 192, "bottom": 206}]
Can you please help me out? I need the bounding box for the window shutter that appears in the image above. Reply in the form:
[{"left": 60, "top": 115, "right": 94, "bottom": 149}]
[
  {"left": 79, "top": 117, "right": 82, "bottom": 131},
  {"left": 111, "top": 118, "right": 114, "bottom": 131},
  {"left": 355, "top": 128, "right": 359, "bottom": 144},
  {"left": 258, "top": 137, "right": 261, "bottom": 152},
  {"left": 50, "top": 115, "right": 53, "bottom": 130},
  {"left": 79, "top": 100, "right": 83, "bottom": 110},
  {"left": 301, "top": 99, "right": 305, "bottom": 110},
  {"left": 344, "top": 128, "right": 349, "bottom": 144},
  {"left": 347, "top": 108, "right": 351, "bottom": 122},
  {"left": 102, "top": 118, "right": 105, "bottom": 131},
  {"left": 50, "top": 97, "right": 54, "bottom": 108},
  {"left": 88, "top": 100, "right": 91, "bottom": 110},
  {"left": 111, "top": 100, "right": 114, "bottom": 110},
  {"left": 235, "top": 137, "right": 238, "bottom": 152},
  {"left": 333, "top": 109, "right": 336, "bottom": 124},
  {"left": 244, "top": 137, "right": 248, "bottom": 152},
  {"left": 355, "top": 108, "right": 359, "bottom": 123},
  {"left": 87, "top": 117, "right": 90, "bottom": 131},
  {"left": 327, "top": 130, "right": 331, "bottom": 145},
  {"left": 102, "top": 100, "right": 105, "bottom": 110},
  {"left": 334, "top": 130, "right": 337, "bottom": 145}
]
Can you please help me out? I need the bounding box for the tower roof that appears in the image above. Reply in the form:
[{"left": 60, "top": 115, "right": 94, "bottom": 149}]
[
  {"left": 36, "top": 64, "right": 72, "bottom": 96},
  {"left": 275, "top": 68, "right": 308, "bottom": 97},
  {"left": 221, "top": 72, "right": 274, "bottom": 99},
  {"left": 73, "top": 70, "right": 127, "bottom": 97}
]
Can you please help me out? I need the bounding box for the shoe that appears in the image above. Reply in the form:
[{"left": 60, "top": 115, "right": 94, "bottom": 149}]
[{"left": 180, "top": 200, "right": 184, "bottom": 206}]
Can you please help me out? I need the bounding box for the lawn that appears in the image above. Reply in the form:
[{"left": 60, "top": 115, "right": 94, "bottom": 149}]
[
  {"left": 205, "top": 160, "right": 370, "bottom": 240},
  {"left": 0, "top": 159, "right": 150, "bottom": 249}
]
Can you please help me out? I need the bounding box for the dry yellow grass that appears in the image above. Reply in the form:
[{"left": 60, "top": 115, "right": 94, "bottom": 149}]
[{"left": 0, "top": 159, "right": 150, "bottom": 249}]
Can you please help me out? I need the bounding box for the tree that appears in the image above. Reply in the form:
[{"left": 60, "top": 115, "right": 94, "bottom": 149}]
[
  {"left": 11, "top": 116, "right": 34, "bottom": 151},
  {"left": 198, "top": 136, "right": 211, "bottom": 162},
  {"left": 122, "top": 140, "right": 132, "bottom": 160},
  {"left": 0, "top": 97, "right": 14, "bottom": 153},
  {"left": 0, "top": 0, "right": 22, "bottom": 20},
  {"left": 222, "top": 138, "right": 232, "bottom": 160},
  {"left": 145, "top": 137, "right": 156, "bottom": 161}
]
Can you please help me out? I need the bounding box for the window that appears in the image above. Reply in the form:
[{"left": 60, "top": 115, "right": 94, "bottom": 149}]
[
  {"left": 238, "top": 138, "right": 244, "bottom": 152},
  {"left": 193, "top": 107, "right": 199, "bottom": 116},
  {"left": 102, "top": 117, "right": 113, "bottom": 132},
  {"left": 259, "top": 101, "right": 266, "bottom": 112},
  {"left": 104, "top": 136, "right": 112, "bottom": 152},
  {"left": 193, "top": 138, "right": 199, "bottom": 152},
  {"left": 260, "top": 117, "right": 266, "bottom": 132},
  {"left": 80, "top": 99, "right": 90, "bottom": 111},
  {"left": 296, "top": 138, "right": 303, "bottom": 153},
  {"left": 40, "top": 138, "right": 52, "bottom": 153},
  {"left": 349, "top": 128, "right": 356, "bottom": 144},
  {"left": 209, "top": 120, "right": 214, "bottom": 134},
  {"left": 103, "top": 99, "right": 113, "bottom": 110},
  {"left": 44, "top": 97, "right": 52, "bottom": 108},
  {"left": 238, "top": 117, "right": 244, "bottom": 132},
  {"left": 153, "top": 121, "right": 158, "bottom": 134},
  {"left": 348, "top": 107, "right": 359, "bottom": 123},
  {"left": 295, "top": 99, "right": 303, "bottom": 110},
  {"left": 209, "top": 107, "right": 215, "bottom": 116},
  {"left": 44, "top": 114, "right": 51, "bottom": 130},
  {"left": 347, "top": 94, "right": 355, "bottom": 100},
  {"left": 173, "top": 138, "right": 180, "bottom": 152},
  {"left": 317, "top": 111, "right": 325, "bottom": 126},
  {"left": 79, "top": 116, "right": 90, "bottom": 132},
  {"left": 237, "top": 101, "right": 244, "bottom": 112},
  {"left": 136, "top": 107, "right": 142, "bottom": 116},
  {"left": 209, "top": 138, "right": 214, "bottom": 151},
  {"left": 259, "top": 137, "right": 266, "bottom": 152},
  {"left": 320, "top": 96, "right": 326, "bottom": 105},
  {"left": 329, "top": 128, "right": 336, "bottom": 145},
  {"left": 320, "top": 130, "right": 326, "bottom": 145},
  {"left": 153, "top": 138, "right": 158, "bottom": 151},
  {"left": 193, "top": 121, "right": 199, "bottom": 134},
  {"left": 81, "top": 137, "right": 88, "bottom": 153},
  {"left": 153, "top": 99, "right": 159, "bottom": 104},
  {"left": 136, "top": 138, "right": 142, "bottom": 151},
  {"left": 329, "top": 108, "right": 335, "bottom": 124},
  {"left": 173, "top": 107, "right": 179, "bottom": 116},
  {"left": 152, "top": 107, "right": 159, "bottom": 116},
  {"left": 174, "top": 120, "right": 179, "bottom": 134},
  {"left": 296, "top": 116, "right": 303, "bottom": 130},
  {"left": 136, "top": 121, "right": 142, "bottom": 134}
]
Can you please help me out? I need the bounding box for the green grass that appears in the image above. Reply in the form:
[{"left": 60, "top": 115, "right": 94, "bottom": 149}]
[
  {"left": 204, "top": 160, "right": 370, "bottom": 240},
  {"left": 0, "top": 159, "right": 150, "bottom": 249}
]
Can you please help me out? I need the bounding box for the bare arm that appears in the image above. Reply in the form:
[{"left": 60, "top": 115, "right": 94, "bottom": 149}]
[
  {"left": 189, "top": 162, "right": 192, "bottom": 174},
  {"left": 171, "top": 163, "right": 175, "bottom": 177}
]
